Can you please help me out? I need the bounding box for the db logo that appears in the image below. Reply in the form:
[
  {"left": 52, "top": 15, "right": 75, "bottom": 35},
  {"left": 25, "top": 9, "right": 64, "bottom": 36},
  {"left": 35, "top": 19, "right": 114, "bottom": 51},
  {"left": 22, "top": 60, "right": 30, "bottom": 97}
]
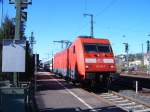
[{"left": 97, "top": 59, "right": 103, "bottom": 63}]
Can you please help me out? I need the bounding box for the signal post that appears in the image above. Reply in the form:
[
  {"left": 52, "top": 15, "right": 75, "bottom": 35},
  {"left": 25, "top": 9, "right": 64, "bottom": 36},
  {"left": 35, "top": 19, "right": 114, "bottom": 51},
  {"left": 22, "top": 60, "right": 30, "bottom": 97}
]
[
  {"left": 0, "top": 1, "right": 32, "bottom": 111},
  {"left": 9, "top": 0, "right": 32, "bottom": 86}
]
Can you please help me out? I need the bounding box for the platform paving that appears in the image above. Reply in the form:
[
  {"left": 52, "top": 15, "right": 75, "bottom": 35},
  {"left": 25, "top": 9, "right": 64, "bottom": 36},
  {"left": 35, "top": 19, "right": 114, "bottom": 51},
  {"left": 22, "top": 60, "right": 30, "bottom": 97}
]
[{"left": 35, "top": 72, "right": 125, "bottom": 112}]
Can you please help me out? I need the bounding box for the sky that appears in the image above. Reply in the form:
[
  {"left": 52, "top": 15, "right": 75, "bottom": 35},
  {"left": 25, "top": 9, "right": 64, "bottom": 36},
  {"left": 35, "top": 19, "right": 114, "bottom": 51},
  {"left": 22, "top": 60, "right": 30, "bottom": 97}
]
[{"left": 1, "top": 0, "right": 150, "bottom": 61}]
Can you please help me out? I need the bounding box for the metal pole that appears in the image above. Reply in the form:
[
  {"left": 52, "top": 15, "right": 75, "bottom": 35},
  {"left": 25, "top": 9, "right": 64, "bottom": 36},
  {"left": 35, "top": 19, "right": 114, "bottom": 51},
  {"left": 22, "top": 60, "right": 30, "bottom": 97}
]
[
  {"left": 147, "top": 40, "right": 150, "bottom": 75},
  {"left": 135, "top": 81, "right": 138, "bottom": 94},
  {"left": 61, "top": 42, "right": 63, "bottom": 49},
  {"left": 141, "top": 43, "right": 144, "bottom": 66},
  {"left": 83, "top": 13, "right": 94, "bottom": 37},
  {"left": 1, "top": 0, "right": 3, "bottom": 26},
  {"left": 14, "top": 0, "right": 21, "bottom": 40},
  {"left": 30, "top": 32, "right": 35, "bottom": 54},
  {"left": 127, "top": 47, "right": 129, "bottom": 72},
  {"left": 123, "top": 43, "right": 129, "bottom": 72},
  {"left": 91, "top": 14, "right": 93, "bottom": 37},
  {"left": 13, "top": 0, "right": 22, "bottom": 86},
  {"left": 34, "top": 54, "right": 37, "bottom": 92}
]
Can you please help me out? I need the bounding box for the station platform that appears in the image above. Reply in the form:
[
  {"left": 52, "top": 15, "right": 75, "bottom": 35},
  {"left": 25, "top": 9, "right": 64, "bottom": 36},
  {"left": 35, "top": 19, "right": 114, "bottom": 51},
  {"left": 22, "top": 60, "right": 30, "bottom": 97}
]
[
  {"left": 119, "top": 72, "right": 150, "bottom": 89},
  {"left": 120, "top": 72, "right": 150, "bottom": 79},
  {"left": 34, "top": 72, "right": 124, "bottom": 112}
]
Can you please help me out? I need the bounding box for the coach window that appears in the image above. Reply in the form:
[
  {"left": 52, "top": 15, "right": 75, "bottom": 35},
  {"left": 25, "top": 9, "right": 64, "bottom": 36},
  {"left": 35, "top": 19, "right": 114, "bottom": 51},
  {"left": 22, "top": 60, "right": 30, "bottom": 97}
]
[{"left": 73, "top": 46, "right": 75, "bottom": 53}]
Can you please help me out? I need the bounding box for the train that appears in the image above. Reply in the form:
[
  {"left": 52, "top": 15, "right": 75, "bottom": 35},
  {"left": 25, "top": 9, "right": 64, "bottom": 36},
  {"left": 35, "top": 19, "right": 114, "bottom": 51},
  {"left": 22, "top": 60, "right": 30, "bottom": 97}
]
[
  {"left": 43, "top": 60, "right": 53, "bottom": 72},
  {"left": 53, "top": 36, "right": 117, "bottom": 87}
]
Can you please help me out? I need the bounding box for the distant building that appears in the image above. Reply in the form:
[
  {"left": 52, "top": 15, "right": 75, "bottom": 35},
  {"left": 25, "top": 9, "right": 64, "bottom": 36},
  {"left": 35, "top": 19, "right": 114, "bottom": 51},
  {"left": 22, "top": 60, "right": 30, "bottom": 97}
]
[
  {"left": 144, "top": 53, "right": 149, "bottom": 66},
  {"left": 115, "top": 54, "right": 126, "bottom": 72},
  {"left": 129, "top": 60, "right": 141, "bottom": 67}
]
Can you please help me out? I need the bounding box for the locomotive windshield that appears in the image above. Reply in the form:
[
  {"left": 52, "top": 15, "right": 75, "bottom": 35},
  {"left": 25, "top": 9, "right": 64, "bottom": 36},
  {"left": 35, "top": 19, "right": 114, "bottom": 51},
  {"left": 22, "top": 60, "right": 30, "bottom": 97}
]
[{"left": 84, "top": 43, "right": 112, "bottom": 53}]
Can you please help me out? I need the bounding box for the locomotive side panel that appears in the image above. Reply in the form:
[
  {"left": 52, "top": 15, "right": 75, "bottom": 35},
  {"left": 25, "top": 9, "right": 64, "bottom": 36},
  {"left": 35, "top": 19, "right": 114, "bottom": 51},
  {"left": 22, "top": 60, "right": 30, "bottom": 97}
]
[
  {"left": 68, "top": 39, "right": 86, "bottom": 81},
  {"left": 75, "top": 39, "right": 86, "bottom": 80},
  {"left": 68, "top": 44, "right": 77, "bottom": 80}
]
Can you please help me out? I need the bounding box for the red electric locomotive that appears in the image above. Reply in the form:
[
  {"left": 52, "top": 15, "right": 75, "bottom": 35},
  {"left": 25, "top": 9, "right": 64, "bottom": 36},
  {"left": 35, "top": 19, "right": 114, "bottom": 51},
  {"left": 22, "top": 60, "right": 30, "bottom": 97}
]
[{"left": 53, "top": 36, "right": 117, "bottom": 86}]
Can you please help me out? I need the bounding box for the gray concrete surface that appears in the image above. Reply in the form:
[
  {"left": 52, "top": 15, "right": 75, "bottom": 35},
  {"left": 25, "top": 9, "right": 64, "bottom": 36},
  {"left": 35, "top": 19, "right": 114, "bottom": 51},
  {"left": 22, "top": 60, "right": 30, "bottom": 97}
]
[{"left": 35, "top": 72, "right": 125, "bottom": 112}]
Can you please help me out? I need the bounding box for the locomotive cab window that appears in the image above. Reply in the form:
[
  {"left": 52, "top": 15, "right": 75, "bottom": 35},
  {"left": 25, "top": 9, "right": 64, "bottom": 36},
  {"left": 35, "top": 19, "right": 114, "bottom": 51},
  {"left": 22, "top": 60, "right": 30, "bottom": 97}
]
[
  {"left": 97, "top": 44, "right": 112, "bottom": 53},
  {"left": 84, "top": 44, "right": 97, "bottom": 53},
  {"left": 84, "top": 43, "right": 112, "bottom": 53}
]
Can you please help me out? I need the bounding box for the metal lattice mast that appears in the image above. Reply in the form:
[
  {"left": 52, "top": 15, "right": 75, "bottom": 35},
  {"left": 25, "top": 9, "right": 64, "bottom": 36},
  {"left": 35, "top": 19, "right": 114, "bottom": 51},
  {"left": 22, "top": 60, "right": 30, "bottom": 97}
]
[
  {"left": 83, "top": 13, "right": 94, "bottom": 37},
  {"left": 30, "top": 32, "right": 36, "bottom": 54},
  {"left": 53, "top": 40, "right": 72, "bottom": 49}
]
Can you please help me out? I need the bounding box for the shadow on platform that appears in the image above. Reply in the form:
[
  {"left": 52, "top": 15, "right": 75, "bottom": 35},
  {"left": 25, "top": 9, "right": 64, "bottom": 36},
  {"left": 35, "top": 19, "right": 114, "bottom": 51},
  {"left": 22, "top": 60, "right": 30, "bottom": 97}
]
[
  {"left": 36, "top": 74, "right": 77, "bottom": 91},
  {"left": 0, "top": 94, "right": 26, "bottom": 112}
]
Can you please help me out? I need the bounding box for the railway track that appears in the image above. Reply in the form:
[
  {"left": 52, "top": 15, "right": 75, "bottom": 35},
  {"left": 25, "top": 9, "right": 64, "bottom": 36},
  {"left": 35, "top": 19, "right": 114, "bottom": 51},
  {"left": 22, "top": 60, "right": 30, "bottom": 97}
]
[{"left": 99, "top": 91, "right": 150, "bottom": 112}]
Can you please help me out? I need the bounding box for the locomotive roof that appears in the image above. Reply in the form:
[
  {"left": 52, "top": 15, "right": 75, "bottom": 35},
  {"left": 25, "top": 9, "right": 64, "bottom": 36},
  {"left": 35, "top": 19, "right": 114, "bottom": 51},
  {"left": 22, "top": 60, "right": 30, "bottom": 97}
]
[{"left": 77, "top": 36, "right": 110, "bottom": 44}]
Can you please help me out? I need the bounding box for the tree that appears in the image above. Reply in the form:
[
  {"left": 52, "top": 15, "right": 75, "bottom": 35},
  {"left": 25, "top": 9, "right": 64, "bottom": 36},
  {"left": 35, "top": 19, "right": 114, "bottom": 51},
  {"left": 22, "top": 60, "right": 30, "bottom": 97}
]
[{"left": 0, "top": 16, "right": 15, "bottom": 39}]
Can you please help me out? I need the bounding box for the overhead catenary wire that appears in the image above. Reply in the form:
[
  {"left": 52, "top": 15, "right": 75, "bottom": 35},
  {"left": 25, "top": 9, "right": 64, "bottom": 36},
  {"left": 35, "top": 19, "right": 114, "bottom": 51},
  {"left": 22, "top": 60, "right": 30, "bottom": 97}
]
[
  {"left": 83, "top": 0, "right": 118, "bottom": 17},
  {"left": 80, "top": 0, "right": 118, "bottom": 37},
  {"left": 96, "top": 0, "right": 118, "bottom": 17},
  {"left": 84, "top": 0, "right": 87, "bottom": 13}
]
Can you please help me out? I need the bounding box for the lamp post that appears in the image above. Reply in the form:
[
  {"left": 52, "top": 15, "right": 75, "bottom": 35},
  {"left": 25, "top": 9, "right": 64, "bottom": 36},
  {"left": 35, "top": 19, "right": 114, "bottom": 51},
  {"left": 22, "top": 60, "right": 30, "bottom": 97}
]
[
  {"left": 123, "top": 42, "right": 129, "bottom": 72},
  {"left": 147, "top": 34, "right": 150, "bottom": 75}
]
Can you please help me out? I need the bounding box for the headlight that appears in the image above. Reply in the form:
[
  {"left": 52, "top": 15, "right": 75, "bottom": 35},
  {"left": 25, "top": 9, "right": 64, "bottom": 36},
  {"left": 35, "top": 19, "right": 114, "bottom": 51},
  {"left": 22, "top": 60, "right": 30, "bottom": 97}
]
[
  {"left": 110, "top": 65, "right": 114, "bottom": 68},
  {"left": 85, "top": 65, "right": 89, "bottom": 69}
]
